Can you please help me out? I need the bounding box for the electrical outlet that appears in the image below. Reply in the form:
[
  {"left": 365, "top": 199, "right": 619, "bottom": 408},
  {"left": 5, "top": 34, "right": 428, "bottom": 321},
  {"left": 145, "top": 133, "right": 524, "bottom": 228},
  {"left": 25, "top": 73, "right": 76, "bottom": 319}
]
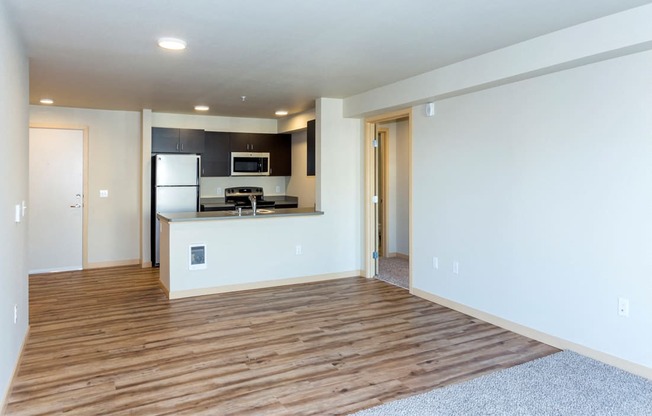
[
  {"left": 295, "top": 245, "right": 302, "bottom": 255},
  {"left": 432, "top": 257, "right": 439, "bottom": 269},
  {"left": 276, "top": 185, "right": 281, "bottom": 193},
  {"left": 217, "top": 187, "right": 222, "bottom": 196},
  {"left": 13, "top": 304, "right": 17, "bottom": 324},
  {"left": 618, "top": 297, "right": 629, "bottom": 317},
  {"left": 453, "top": 261, "right": 459, "bottom": 275},
  {"left": 99, "top": 189, "right": 109, "bottom": 198}
]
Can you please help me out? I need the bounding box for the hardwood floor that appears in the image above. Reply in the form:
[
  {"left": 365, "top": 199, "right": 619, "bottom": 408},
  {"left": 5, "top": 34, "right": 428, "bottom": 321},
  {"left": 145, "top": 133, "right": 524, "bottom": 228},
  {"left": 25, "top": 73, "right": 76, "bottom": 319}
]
[{"left": 6, "top": 266, "right": 558, "bottom": 415}]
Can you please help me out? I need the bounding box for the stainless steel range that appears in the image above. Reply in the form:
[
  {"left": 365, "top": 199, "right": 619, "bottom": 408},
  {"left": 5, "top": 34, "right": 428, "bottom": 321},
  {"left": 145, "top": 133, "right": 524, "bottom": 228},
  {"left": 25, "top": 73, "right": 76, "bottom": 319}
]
[{"left": 224, "top": 187, "right": 275, "bottom": 210}]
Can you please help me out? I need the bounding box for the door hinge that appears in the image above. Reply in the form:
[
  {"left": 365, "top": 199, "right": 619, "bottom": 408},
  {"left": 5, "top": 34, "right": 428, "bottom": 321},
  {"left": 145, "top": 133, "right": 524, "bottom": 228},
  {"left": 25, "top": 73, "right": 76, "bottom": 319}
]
[
  {"left": 372, "top": 195, "right": 378, "bottom": 204},
  {"left": 372, "top": 251, "right": 379, "bottom": 260},
  {"left": 372, "top": 139, "right": 378, "bottom": 148}
]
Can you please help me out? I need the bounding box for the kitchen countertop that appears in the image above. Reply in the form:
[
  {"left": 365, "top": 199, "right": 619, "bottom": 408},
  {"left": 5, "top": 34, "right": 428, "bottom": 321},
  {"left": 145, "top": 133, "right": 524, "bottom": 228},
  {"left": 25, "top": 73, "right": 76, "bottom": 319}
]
[{"left": 158, "top": 207, "right": 323, "bottom": 222}]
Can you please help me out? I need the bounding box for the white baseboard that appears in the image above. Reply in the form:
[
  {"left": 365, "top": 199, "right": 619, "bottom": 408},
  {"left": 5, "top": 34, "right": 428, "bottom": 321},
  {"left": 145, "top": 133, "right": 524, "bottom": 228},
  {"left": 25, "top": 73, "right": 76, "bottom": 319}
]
[
  {"left": 86, "top": 259, "right": 140, "bottom": 269},
  {"left": 168, "top": 270, "right": 362, "bottom": 299},
  {"left": 141, "top": 261, "right": 153, "bottom": 268},
  {"left": 2, "top": 326, "right": 30, "bottom": 414},
  {"left": 387, "top": 252, "right": 409, "bottom": 260},
  {"left": 412, "top": 288, "right": 652, "bottom": 380}
]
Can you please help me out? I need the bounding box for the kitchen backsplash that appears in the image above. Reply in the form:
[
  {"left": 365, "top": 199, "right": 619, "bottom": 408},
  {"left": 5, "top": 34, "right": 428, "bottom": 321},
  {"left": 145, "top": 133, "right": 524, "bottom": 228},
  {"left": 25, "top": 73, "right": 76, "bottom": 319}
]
[{"left": 200, "top": 176, "right": 288, "bottom": 197}]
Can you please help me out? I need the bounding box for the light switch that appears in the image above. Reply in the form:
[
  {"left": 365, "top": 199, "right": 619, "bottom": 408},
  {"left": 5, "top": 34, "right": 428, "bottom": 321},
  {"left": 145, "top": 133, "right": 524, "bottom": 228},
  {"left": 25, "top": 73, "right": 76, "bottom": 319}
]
[
  {"left": 15, "top": 204, "right": 21, "bottom": 223},
  {"left": 100, "top": 190, "right": 109, "bottom": 198}
]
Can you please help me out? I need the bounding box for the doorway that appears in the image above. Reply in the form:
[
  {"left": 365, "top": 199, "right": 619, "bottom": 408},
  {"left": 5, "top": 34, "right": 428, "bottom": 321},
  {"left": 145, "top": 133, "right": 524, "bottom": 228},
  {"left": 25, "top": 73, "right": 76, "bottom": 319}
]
[
  {"left": 28, "top": 127, "right": 88, "bottom": 273},
  {"left": 364, "top": 109, "right": 412, "bottom": 290}
]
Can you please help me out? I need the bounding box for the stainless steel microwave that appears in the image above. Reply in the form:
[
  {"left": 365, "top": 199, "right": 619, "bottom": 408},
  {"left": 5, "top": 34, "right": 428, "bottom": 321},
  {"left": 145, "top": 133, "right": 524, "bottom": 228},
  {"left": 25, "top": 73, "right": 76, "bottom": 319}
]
[{"left": 231, "top": 152, "right": 270, "bottom": 176}]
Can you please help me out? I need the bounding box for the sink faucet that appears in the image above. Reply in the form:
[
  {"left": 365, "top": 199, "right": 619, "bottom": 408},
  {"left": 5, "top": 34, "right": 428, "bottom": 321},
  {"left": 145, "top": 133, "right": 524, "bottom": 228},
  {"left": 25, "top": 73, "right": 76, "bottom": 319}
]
[{"left": 249, "top": 194, "right": 257, "bottom": 215}]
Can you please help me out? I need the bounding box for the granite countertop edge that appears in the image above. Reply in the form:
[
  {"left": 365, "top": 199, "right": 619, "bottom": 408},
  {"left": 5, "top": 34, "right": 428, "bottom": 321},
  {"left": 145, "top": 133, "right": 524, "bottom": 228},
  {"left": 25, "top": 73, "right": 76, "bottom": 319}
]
[{"left": 158, "top": 207, "right": 323, "bottom": 222}]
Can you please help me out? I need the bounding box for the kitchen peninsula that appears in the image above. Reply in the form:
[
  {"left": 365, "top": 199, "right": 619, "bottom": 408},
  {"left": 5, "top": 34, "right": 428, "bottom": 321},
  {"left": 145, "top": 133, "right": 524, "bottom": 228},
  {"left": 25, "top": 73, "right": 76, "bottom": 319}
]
[{"left": 157, "top": 207, "right": 329, "bottom": 299}]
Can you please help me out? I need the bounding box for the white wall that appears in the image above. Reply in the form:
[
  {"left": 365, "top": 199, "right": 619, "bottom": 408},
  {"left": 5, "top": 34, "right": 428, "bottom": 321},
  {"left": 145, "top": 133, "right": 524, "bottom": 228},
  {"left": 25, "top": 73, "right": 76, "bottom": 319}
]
[
  {"left": 286, "top": 129, "right": 316, "bottom": 208},
  {"left": 344, "top": 6, "right": 652, "bottom": 372},
  {"left": 277, "top": 109, "right": 316, "bottom": 134},
  {"left": 0, "top": 0, "right": 29, "bottom": 407},
  {"left": 200, "top": 177, "right": 288, "bottom": 198},
  {"left": 412, "top": 51, "right": 652, "bottom": 369},
  {"left": 29, "top": 107, "right": 142, "bottom": 266},
  {"left": 152, "top": 112, "right": 277, "bottom": 133}
]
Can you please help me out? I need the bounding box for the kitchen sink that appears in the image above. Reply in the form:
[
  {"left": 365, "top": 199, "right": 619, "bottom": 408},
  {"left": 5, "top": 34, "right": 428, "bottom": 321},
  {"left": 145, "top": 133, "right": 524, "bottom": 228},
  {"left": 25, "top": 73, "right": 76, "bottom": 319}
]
[{"left": 227, "top": 208, "right": 276, "bottom": 216}]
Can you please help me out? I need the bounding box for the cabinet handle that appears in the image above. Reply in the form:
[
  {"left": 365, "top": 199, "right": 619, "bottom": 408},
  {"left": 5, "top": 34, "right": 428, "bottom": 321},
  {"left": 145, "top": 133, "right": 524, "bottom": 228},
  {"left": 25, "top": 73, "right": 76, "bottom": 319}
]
[
  {"left": 176, "top": 143, "right": 179, "bottom": 151},
  {"left": 181, "top": 143, "right": 184, "bottom": 151}
]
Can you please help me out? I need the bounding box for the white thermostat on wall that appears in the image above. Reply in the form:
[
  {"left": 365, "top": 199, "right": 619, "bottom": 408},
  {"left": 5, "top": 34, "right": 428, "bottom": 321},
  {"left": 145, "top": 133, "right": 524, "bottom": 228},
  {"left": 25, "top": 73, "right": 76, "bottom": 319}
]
[{"left": 189, "top": 244, "right": 207, "bottom": 270}]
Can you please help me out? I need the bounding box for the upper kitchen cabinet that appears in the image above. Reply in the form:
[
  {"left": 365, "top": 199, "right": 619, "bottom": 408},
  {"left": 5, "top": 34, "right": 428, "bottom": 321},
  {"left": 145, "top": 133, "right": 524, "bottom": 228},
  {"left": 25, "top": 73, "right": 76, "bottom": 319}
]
[
  {"left": 307, "top": 120, "right": 315, "bottom": 176},
  {"left": 270, "top": 134, "right": 291, "bottom": 176},
  {"left": 230, "top": 133, "right": 269, "bottom": 152},
  {"left": 152, "top": 127, "right": 205, "bottom": 154},
  {"left": 229, "top": 132, "right": 291, "bottom": 176},
  {"left": 202, "top": 131, "right": 231, "bottom": 177},
  {"left": 200, "top": 131, "right": 291, "bottom": 177}
]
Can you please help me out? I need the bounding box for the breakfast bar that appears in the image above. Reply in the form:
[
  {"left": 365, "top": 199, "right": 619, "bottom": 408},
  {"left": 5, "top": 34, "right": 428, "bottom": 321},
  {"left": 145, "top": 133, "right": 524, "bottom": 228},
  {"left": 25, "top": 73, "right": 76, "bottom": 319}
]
[{"left": 157, "top": 208, "right": 333, "bottom": 299}]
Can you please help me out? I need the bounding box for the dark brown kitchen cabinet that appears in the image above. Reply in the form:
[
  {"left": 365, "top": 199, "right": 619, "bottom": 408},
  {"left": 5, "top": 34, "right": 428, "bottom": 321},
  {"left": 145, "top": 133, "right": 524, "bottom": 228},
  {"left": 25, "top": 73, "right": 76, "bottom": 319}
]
[
  {"left": 270, "top": 134, "right": 291, "bottom": 176},
  {"left": 152, "top": 127, "right": 205, "bottom": 154},
  {"left": 201, "top": 132, "right": 231, "bottom": 177},
  {"left": 307, "top": 119, "right": 315, "bottom": 176},
  {"left": 230, "top": 133, "right": 269, "bottom": 152},
  {"left": 201, "top": 131, "right": 291, "bottom": 177},
  {"left": 230, "top": 132, "right": 291, "bottom": 176}
]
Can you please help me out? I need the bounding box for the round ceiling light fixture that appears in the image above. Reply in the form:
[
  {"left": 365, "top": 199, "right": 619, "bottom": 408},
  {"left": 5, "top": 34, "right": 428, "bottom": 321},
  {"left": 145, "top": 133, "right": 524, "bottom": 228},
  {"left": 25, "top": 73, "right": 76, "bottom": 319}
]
[
  {"left": 275, "top": 110, "right": 288, "bottom": 116},
  {"left": 158, "top": 37, "right": 187, "bottom": 50},
  {"left": 39, "top": 98, "right": 54, "bottom": 105},
  {"left": 194, "top": 105, "right": 209, "bottom": 111}
]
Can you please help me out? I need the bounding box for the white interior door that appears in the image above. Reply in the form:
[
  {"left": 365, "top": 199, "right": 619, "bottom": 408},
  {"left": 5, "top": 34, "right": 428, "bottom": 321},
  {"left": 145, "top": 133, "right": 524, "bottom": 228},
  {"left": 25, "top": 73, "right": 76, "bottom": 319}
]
[{"left": 29, "top": 128, "right": 84, "bottom": 273}]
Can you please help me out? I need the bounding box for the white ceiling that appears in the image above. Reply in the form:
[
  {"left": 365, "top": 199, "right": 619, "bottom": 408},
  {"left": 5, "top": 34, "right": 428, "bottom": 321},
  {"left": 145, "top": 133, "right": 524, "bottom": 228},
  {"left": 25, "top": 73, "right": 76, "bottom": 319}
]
[{"left": 6, "top": 0, "right": 651, "bottom": 118}]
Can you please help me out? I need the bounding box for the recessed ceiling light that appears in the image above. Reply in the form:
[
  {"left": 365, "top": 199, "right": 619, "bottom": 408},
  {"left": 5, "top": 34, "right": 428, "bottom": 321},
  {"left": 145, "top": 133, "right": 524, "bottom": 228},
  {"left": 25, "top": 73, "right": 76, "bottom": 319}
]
[
  {"left": 158, "top": 37, "right": 187, "bottom": 50},
  {"left": 194, "top": 105, "right": 209, "bottom": 111},
  {"left": 40, "top": 98, "right": 54, "bottom": 105},
  {"left": 275, "top": 110, "right": 288, "bottom": 116}
]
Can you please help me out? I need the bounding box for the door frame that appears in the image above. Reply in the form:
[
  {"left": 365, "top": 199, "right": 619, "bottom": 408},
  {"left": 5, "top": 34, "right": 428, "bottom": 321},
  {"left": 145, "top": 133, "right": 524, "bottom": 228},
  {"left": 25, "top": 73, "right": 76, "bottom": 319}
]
[
  {"left": 363, "top": 109, "right": 413, "bottom": 285},
  {"left": 376, "top": 127, "right": 389, "bottom": 259},
  {"left": 29, "top": 124, "right": 90, "bottom": 269}
]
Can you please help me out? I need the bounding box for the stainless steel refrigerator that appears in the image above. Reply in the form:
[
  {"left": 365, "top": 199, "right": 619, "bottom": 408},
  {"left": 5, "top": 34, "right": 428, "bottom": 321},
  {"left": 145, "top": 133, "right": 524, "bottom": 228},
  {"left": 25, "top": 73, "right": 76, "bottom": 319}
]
[{"left": 152, "top": 154, "right": 200, "bottom": 265}]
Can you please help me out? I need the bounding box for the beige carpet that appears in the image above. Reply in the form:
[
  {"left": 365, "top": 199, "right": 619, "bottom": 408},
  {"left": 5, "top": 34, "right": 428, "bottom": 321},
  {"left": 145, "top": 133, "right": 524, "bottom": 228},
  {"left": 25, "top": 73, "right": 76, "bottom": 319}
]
[{"left": 377, "top": 256, "right": 409, "bottom": 289}]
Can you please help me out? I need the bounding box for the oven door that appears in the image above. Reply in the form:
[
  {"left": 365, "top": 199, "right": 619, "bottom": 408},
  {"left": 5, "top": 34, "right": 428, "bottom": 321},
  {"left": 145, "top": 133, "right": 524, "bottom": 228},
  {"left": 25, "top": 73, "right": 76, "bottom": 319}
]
[{"left": 231, "top": 152, "right": 270, "bottom": 176}]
